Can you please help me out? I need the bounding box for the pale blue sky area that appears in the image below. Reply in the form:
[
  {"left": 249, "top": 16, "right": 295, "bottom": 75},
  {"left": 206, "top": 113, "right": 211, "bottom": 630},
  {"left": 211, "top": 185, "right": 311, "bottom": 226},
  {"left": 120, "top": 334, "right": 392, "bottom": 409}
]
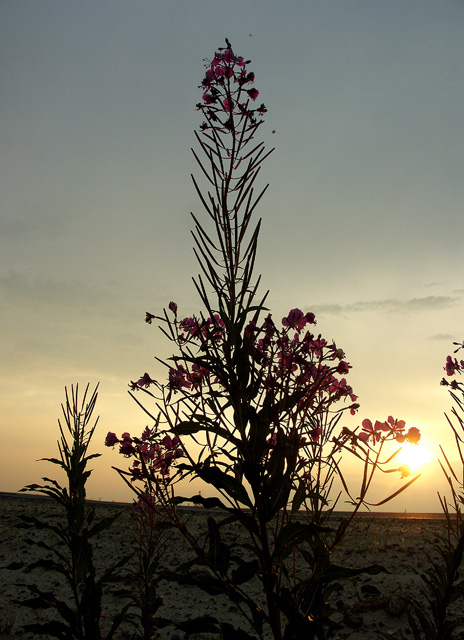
[{"left": 1, "top": 0, "right": 463, "bottom": 510}]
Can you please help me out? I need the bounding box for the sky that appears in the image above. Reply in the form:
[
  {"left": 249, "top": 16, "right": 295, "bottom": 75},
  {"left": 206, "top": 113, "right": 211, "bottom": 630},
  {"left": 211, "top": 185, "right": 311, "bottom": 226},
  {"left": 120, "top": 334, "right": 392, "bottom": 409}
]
[{"left": 1, "top": 0, "right": 463, "bottom": 512}]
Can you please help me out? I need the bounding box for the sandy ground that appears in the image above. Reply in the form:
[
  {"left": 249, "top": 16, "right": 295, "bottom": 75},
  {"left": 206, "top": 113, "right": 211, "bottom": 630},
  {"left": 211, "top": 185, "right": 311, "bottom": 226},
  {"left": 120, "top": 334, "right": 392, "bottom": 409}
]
[{"left": 0, "top": 492, "right": 459, "bottom": 639}]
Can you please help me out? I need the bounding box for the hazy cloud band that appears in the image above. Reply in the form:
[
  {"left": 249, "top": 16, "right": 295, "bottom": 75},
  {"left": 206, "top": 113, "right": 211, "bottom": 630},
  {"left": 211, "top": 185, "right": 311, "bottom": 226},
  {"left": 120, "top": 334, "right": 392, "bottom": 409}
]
[{"left": 311, "top": 296, "right": 459, "bottom": 316}]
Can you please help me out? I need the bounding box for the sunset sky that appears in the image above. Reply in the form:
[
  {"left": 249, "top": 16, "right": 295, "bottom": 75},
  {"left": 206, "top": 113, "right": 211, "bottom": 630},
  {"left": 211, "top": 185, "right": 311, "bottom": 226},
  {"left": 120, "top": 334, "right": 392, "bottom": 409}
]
[{"left": 1, "top": 1, "right": 463, "bottom": 511}]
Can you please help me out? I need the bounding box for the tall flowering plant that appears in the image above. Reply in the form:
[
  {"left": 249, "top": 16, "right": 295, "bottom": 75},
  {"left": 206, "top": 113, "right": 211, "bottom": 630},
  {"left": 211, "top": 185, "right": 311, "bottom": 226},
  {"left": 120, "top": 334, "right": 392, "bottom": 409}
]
[
  {"left": 108, "top": 40, "right": 421, "bottom": 639},
  {"left": 408, "top": 341, "right": 464, "bottom": 639}
]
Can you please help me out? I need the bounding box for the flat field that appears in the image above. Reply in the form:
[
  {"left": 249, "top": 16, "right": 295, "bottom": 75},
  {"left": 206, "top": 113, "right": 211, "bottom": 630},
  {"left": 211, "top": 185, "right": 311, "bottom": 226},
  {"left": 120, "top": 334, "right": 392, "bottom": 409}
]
[{"left": 0, "top": 493, "right": 456, "bottom": 639}]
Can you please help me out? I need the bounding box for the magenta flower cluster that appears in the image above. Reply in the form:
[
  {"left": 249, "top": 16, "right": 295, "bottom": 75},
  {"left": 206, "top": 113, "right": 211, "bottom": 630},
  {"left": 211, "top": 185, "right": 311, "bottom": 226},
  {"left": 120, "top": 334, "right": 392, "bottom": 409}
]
[
  {"left": 243, "top": 309, "right": 358, "bottom": 412},
  {"left": 133, "top": 307, "right": 359, "bottom": 427},
  {"left": 442, "top": 346, "right": 464, "bottom": 392},
  {"left": 198, "top": 41, "right": 266, "bottom": 126},
  {"left": 179, "top": 313, "right": 226, "bottom": 344},
  {"left": 105, "top": 426, "right": 184, "bottom": 481},
  {"left": 356, "top": 416, "right": 421, "bottom": 445},
  {"left": 445, "top": 355, "right": 464, "bottom": 377}
]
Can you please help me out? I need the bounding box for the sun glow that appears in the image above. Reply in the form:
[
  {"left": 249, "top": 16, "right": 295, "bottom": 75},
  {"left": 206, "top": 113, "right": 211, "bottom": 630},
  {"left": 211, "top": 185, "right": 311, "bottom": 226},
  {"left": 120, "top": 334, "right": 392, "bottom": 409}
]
[{"left": 395, "top": 443, "right": 434, "bottom": 474}]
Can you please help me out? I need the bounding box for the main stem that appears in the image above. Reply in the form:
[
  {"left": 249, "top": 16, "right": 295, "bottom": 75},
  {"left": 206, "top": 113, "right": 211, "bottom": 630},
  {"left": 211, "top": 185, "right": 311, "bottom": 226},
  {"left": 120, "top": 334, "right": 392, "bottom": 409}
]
[{"left": 258, "top": 513, "right": 282, "bottom": 640}]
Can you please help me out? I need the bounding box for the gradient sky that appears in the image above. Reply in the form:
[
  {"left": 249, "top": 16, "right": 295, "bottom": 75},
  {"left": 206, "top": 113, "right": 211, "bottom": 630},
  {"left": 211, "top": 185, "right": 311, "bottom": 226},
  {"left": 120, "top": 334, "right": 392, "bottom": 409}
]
[{"left": 1, "top": 1, "right": 463, "bottom": 511}]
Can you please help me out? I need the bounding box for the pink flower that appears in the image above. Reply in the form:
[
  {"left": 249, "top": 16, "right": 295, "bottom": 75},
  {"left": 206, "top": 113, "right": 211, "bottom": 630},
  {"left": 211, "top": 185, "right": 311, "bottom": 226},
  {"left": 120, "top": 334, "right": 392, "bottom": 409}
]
[
  {"left": 308, "top": 427, "right": 322, "bottom": 441},
  {"left": 205, "top": 69, "right": 215, "bottom": 83},
  {"left": 206, "top": 314, "right": 226, "bottom": 341},
  {"left": 358, "top": 418, "right": 387, "bottom": 443},
  {"left": 223, "top": 49, "right": 235, "bottom": 64},
  {"left": 336, "top": 361, "right": 351, "bottom": 375},
  {"left": 120, "top": 438, "right": 135, "bottom": 456},
  {"left": 267, "top": 433, "right": 278, "bottom": 447},
  {"left": 247, "top": 88, "right": 259, "bottom": 101},
  {"left": 263, "top": 314, "right": 276, "bottom": 336},
  {"left": 202, "top": 93, "right": 214, "bottom": 104},
  {"left": 145, "top": 312, "right": 155, "bottom": 324},
  {"left": 188, "top": 363, "right": 209, "bottom": 386},
  {"left": 162, "top": 435, "right": 180, "bottom": 450},
  {"left": 276, "top": 350, "right": 297, "bottom": 377},
  {"left": 141, "top": 426, "right": 152, "bottom": 441},
  {"left": 386, "top": 415, "right": 406, "bottom": 430},
  {"left": 406, "top": 427, "right": 421, "bottom": 444},
  {"left": 310, "top": 337, "right": 327, "bottom": 357},
  {"left": 238, "top": 70, "right": 255, "bottom": 86},
  {"left": 245, "top": 320, "right": 257, "bottom": 336},
  {"left": 136, "top": 372, "right": 155, "bottom": 388},
  {"left": 282, "top": 309, "right": 315, "bottom": 332},
  {"left": 223, "top": 98, "right": 233, "bottom": 111},
  {"left": 446, "top": 355, "right": 457, "bottom": 376},
  {"left": 169, "top": 301, "right": 178, "bottom": 314},
  {"left": 168, "top": 366, "right": 192, "bottom": 390},
  {"left": 105, "top": 432, "right": 119, "bottom": 447},
  {"left": 180, "top": 316, "right": 201, "bottom": 338}
]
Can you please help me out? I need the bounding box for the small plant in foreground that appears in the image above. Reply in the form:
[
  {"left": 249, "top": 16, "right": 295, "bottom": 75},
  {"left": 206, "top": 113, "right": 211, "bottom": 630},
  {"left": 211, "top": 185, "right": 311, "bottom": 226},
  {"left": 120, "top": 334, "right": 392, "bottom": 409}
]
[
  {"left": 9, "top": 384, "right": 129, "bottom": 640},
  {"left": 122, "top": 490, "right": 172, "bottom": 640},
  {"left": 108, "top": 40, "right": 422, "bottom": 640}
]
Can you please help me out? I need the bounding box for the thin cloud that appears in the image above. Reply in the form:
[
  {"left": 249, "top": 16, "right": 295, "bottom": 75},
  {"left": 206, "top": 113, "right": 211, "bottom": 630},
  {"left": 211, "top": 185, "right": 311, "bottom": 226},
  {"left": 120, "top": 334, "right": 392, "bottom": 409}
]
[
  {"left": 0, "top": 272, "right": 147, "bottom": 377},
  {"left": 429, "top": 333, "right": 457, "bottom": 342},
  {"left": 311, "top": 296, "right": 459, "bottom": 316},
  {"left": 0, "top": 213, "right": 68, "bottom": 242},
  {"left": 0, "top": 271, "right": 139, "bottom": 328},
  {"left": 0, "top": 271, "right": 110, "bottom": 310}
]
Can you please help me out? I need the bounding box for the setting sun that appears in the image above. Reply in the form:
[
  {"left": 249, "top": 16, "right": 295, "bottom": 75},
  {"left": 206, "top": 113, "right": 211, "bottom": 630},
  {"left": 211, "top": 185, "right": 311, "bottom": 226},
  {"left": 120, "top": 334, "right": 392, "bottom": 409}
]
[{"left": 396, "top": 442, "right": 434, "bottom": 473}]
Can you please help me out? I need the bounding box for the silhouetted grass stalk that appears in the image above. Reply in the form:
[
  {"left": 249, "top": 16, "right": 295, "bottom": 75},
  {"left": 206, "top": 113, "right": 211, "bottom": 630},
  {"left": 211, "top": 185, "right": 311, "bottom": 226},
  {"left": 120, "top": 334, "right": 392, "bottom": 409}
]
[{"left": 10, "top": 384, "right": 129, "bottom": 640}]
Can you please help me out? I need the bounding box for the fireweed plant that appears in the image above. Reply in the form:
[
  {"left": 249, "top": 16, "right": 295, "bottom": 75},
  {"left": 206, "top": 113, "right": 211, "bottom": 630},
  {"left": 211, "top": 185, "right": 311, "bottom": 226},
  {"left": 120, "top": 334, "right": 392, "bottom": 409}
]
[
  {"left": 408, "top": 342, "right": 464, "bottom": 640},
  {"left": 10, "top": 385, "right": 129, "bottom": 640},
  {"left": 107, "top": 40, "right": 421, "bottom": 639},
  {"left": 121, "top": 491, "right": 171, "bottom": 640}
]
